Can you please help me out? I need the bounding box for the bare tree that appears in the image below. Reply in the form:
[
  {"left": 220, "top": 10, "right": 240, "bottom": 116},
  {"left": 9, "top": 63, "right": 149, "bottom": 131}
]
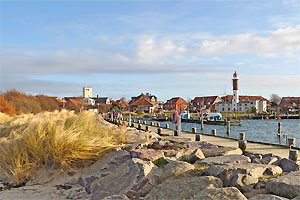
[{"left": 270, "top": 94, "right": 281, "bottom": 105}]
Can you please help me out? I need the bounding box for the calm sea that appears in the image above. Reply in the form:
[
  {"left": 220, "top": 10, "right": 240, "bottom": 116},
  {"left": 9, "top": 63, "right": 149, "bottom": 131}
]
[{"left": 141, "top": 119, "right": 300, "bottom": 148}]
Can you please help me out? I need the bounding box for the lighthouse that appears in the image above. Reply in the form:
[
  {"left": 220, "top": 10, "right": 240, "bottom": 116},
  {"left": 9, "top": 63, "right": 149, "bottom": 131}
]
[{"left": 232, "top": 71, "right": 239, "bottom": 111}]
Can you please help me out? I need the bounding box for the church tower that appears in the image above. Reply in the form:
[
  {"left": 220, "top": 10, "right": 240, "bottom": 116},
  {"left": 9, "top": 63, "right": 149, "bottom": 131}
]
[
  {"left": 83, "top": 86, "right": 93, "bottom": 98},
  {"left": 232, "top": 71, "right": 239, "bottom": 111}
]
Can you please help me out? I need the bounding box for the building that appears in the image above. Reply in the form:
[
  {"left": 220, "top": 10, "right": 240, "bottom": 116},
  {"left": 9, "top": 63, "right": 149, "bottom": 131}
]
[
  {"left": 129, "top": 96, "right": 155, "bottom": 113},
  {"left": 129, "top": 93, "right": 158, "bottom": 113},
  {"left": 215, "top": 71, "right": 267, "bottom": 113},
  {"left": 83, "top": 86, "right": 93, "bottom": 98},
  {"left": 190, "top": 96, "right": 222, "bottom": 112},
  {"left": 92, "top": 96, "right": 110, "bottom": 105},
  {"left": 163, "top": 97, "right": 188, "bottom": 111},
  {"left": 279, "top": 97, "right": 300, "bottom": 114}
]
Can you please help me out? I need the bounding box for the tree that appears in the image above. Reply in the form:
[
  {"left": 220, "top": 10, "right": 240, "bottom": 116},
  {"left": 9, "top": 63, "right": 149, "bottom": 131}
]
[{"left": 270, "top": 94, "right": 281, "bottom": 105}]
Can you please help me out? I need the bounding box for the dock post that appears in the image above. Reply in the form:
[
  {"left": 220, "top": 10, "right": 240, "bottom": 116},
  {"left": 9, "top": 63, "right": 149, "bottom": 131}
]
[
  {"left": 174, "top": 130, "right": 179, "bottom": 136},
  {"left": 165, "top": 124, "right": 170, "bottom": 129},
  {"left": 238, "top": 140, "right": 247, "bottom": 154},
  {"left": 211, "top": 129, "right": 216, "bottom": 136},
  {"left": 285, "top": 134, "right": 289, "bottom": 146},
  {"left": 138, "top": 120, "right": 141, "bottom": 124},
  {"left": 143, "top": 121, "right": 147, "bottom": 125},
  {"left": 226, "top": 121, "right": 231, "bottom": 134},
  {"left": 200, "top": 118, "right": 204, "bottom": 131},
  {"left": 157, "top": 128, "right": 161, "bottom": 135},
  {"left": 145, "top": 125, "right": 149, "bottom": 131},
  {"left": 288, "top": 138, "right": 296, "bottom": 148},
  {"left": 192, "top": 127, "right": 197, "bottom": 134},
  {"left": 195, "top": 134, "right": 202, "bottom": 141},
  {"left": 138, "top": 124, "right": 142, "bottom": 130},
  {"left": 151, "top": 122, "right": 154, "bottom": 126},
  {"left": 157, "top": 122, "right": 160, "bottom": 127},
  {"left": 239, "top": 132, "right": 246, "bottom": 140},
  {"left": 289, "top": 149, "right": 298, "bottom": 162},
  {"left": 277, "top": 122, "right": 282, "bottom": 135}
]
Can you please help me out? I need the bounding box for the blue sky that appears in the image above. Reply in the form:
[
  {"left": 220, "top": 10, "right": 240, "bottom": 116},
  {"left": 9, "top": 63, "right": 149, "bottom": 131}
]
[{"left": 1, "top": 0, "right": 299, "bottom": 101}]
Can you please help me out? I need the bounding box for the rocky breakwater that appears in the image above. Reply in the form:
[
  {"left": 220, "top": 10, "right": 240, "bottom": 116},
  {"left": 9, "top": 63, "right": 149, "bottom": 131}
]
[{"left": 1, "top": 124, "right": 300, "bottom": 200}]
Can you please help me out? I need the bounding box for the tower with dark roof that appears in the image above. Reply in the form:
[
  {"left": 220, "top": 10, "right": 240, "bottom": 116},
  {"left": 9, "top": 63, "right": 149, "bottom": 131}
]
[{"left": 232, "top": 71, "right": 239, "bottom": 111}]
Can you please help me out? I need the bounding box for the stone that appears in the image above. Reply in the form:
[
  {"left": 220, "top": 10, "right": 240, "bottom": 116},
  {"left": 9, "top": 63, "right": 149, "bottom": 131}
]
[
  {"left": 191, "top": 187, "right": 247, "bottom": 200},
  {"left": 101, "top": 194, "right": 130, "bottom": 200},
  {"left": 157, "top": 160, "right": 195, "bottom": 182},
  {"left": 144, "top": 176, "right": 223, "bottom": 200},
  {"left": 292, "top": 196, "right": 300, "bottom": 200},
  {"left": 188, "top": 149, "right": 205, "bottom": 164},
  {"left": 266, "top": 171, "right": 300, "bottom": 199},
  {"left": 201, "top": 146, "right": 243, "bottom": 157},
  {"left": 230, "top": 174, "right": 258, "bottom": 190},
  {"left": 263, "top": 166, "right": 283, "bottom": 176},
  {"left": 276, "top": 158, "right": 300, "bottom": 172},
  {"left": 261, "top": 156, "right": 278, "bottom": 165},
  {"left": 249, "top": 194, "right": 289, "bottom": 200},
  {"left": 195, "top": 155, "right": 251, "bottom": 166},
  {"left": 130, "top": 149, "right": 164, "bottom": 161}
]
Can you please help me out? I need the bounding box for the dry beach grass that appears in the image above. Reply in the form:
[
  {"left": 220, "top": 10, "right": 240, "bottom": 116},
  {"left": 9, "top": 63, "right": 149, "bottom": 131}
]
[{"left": 0, "top": 110, "right": 126, "bottom": 185}]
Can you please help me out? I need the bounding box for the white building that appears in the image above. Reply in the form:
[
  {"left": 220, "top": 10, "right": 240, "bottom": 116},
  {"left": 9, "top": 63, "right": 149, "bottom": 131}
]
[
  {"left": 215, "top": 71, "right": 267, "bottom": 113},
  {"left": 82, "top": 98, "right": 95, "bottom": 106},
  {"left": 83, "top": 86, "right": 93, "bottom": 98}
]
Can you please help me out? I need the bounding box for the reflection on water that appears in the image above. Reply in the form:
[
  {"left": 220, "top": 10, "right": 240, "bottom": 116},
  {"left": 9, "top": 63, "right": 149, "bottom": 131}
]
[{"left": 141, "top": 119, "right": 300, "bottom": 148}]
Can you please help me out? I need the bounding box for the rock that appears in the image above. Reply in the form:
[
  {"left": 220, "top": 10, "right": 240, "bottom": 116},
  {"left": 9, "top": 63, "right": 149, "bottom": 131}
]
[
  {"left": 195, "top": 155, "right": 251, "bottom": 166},
  {"left": 263, "top": 166, "right": 283, "bottom": 176},
  {"left": 191, "top": 187, "right": 247, "bottom": 200},
  {"left": 77, "top": 149, "right": 156, "bottom": 199},
  {"left": 249, "top": 194, "right": 289, "bottom": 200},
  {"left": 201, "top": 146, "right": 243, "bottom": 157},
  {"left": 205, "top": 163, "right": 268, "bottom": 186},
  {"left": 292, "top": 196, "right": 300, "bottom": 200},
  {"left": 266, "top": 171, "right": 300, "bottom": 199},
  {"left": 188, "top": 149, "right": 205, "bottom": 164},
  {"left": 157, "top": 160, "right": 195, "bottom": 182},
  {"left": 144, "top": 176, "right": 223, "bottom": 200},
  {"left": 230, "top": 174, "right": 258, "bottom": 191},
  {"left": 130, "top": 149, "right": 164, "bottom": 161},
  {"left": 102, "top": 194, "right": 130, "bottom": 200},
  {"left": 261, "top": 157, "right": 278, "bottom": 165},
  {"left": 276, "top": 158, "right": 300, "bottom": 172}
]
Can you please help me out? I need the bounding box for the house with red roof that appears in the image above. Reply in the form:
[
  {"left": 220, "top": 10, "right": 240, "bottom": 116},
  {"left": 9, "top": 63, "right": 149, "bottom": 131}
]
[
  {"left": 129, "top": 95, "right": 155, "bottom": 113},
  {"left": 163, "top": 97, "right": 188, "bottom": 111},
  {"left": 279, "top": 97, "right": 300, "bottom": 114},
  {"left": 190, "top": 96, "right": 222, "bottom": 112}
]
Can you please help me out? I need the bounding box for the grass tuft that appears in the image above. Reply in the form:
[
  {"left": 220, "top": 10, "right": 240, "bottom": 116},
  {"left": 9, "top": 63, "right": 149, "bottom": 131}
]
[{"left": 0, "top": 111, "right": 126, "bottom": 184}]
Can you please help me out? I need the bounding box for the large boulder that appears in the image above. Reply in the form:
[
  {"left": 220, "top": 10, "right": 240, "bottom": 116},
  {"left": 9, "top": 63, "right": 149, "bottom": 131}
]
[
  {"left": 144, "top": 176, "right": 223, "bottom": 200},
  {"left": 201, "top": 146, "right": 243, "bottom": 157},
  {"left": 157, "top": 160, "right": 195, "bottom": 183},
  {"left": 195, "top": 155, "right": 251, "bottom": 166},
  {"left": 190, "top": 187, "right": 247, "bottom": 200},
  {"left": 275, "top": 158, "right": 300, "bottom": 172},
  {"left": 266, "top": 171, "right": 300, "bottom": 199},
  {"left": 229, "top": 174, "right": 258, "bottom": 191},
  {"left": 249, "top": 194, "right": 289, "bottom": 200},
  {"left": 77, "top": 150, "right": 156, "bottom": 199}
]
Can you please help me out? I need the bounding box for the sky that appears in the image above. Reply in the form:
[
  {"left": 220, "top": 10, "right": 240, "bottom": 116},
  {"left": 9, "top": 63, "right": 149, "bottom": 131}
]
[{"left": 0, "top": 0, "right": 300, "bottom": 101}]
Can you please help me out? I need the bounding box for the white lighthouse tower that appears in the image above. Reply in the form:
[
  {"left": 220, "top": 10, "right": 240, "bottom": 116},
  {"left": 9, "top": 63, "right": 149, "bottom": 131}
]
[{"left": 232, "top": 71, "right": 239, "bottom": 111}]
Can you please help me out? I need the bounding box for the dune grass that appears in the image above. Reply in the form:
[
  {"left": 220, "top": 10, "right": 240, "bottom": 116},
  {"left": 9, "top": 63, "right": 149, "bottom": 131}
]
[{"left": 0, "top": 110, "right": 126, "bottom": 185}]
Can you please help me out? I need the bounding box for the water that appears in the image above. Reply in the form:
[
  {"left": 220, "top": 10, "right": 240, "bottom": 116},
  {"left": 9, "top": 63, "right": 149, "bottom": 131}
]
[{"left": 140, "top": 119, "right": 300, "bottom": 148}]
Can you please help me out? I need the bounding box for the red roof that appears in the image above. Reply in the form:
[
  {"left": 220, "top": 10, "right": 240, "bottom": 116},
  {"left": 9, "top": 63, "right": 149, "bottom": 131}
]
[
  {"left": 279, "top": 97, "right": 300, "bottom": 107},
  {"left": 130, "top": 97, "right": 153, "bottom": 107},
  {"left": 192, "top": 96, "right": 219, "bottom": 104},
  {"left": 222, "top": 95, "right": 267, "bottom": 102}
]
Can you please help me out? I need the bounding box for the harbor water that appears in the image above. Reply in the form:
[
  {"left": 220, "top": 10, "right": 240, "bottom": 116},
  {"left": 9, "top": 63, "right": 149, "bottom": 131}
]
[{"left": 140, "top": 119, "right": 300, "bottom": 148}]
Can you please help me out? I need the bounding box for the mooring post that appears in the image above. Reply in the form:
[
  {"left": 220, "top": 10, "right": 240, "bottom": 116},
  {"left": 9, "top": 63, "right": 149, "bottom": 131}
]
[
  {"left": 151, "top": 122, "right": 154, "bottom": 126},
  {"left": 200, "top": 118, "right": 204, "bottom": 131},
  {"left": 195, "top": 134, "right": 202, "bottom": 141},
  {"left": 192, "top": 127, "right": 197, "bottom": 134},
  {"left": 211, "top": 129, "right": 216, "bottom": 136},
  {"left": 226, "top": 121, "right": 231, "bottom": 134},
  {"left": 143, "top": 121, "right": 147, "bottom": 125},
  {"left": 289, "top": 149, "right": 298, "bottom": 162},
  {"left": 285, "top": 134, "right": 289, "bottom": 146},
  {"left": 288, "top": 138, "right": 296, "bottom": 148},
  {"left": 240, "top": 132, "right": 246, "bottom": 140},
  {"left": 138, "top": 124, "right": 142, "bottom": 130},
  {"left": 238, "top": 140, "right": 247, "bottom": 153},
  {"left": 157, "top": 128, "right": 161, "bottom": 134},
  {"left": 165, "top": 124, "right": 170, "bottom": 129},
  {"left": 277, "top": 122, "right": 282, "bottom": 135},
  {"left": 145, "top": 125, "right": 149, "bottom": 131},
  {"left": 174, "top": 130, "right": 179, "bottom": 136},
  {"left": 157, "top": 122, "right": 160, "bottom": 127}
]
